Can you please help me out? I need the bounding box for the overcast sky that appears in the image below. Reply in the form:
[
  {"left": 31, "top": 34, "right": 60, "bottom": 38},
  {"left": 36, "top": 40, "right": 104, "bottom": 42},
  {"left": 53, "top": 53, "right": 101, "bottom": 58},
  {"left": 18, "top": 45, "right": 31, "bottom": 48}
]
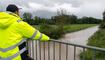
[{"left": 0, "top": 0, "right": 105, "bottom": 19}]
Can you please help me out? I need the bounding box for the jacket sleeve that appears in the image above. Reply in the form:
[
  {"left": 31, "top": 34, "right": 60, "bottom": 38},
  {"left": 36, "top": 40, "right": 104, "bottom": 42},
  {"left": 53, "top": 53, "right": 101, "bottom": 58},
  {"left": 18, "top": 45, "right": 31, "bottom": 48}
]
[{"left": 14, "top": 20, "right": 50, "bottom": 41}]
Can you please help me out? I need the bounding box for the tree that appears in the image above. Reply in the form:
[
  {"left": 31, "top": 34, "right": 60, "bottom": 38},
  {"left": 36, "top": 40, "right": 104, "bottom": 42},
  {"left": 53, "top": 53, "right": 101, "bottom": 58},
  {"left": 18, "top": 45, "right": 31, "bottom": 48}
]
[
  {"left": 103, "top": 11, "right": 105, "bottom": 22},
  {"left": 78, "top": 17, "right": 101, "bottom": 24},
  {"left": 52, "top": 9, "right": 72, "bottom": 25},
  {"left": 100, "top": 11, "right": 105, "bottom": 28},
  {"left": 23, "top": 12, "right": 33, "bottom": 25},
  {"left": 70, "top": 15, "right": 78, "bottom": 24}
]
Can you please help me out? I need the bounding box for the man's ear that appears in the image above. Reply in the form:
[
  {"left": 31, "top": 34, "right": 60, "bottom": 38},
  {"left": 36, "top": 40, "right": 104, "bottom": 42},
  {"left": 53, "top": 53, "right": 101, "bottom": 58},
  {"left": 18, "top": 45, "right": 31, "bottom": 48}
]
[{"left": 14, "top": 10, "right": 19, "bottom": 16}]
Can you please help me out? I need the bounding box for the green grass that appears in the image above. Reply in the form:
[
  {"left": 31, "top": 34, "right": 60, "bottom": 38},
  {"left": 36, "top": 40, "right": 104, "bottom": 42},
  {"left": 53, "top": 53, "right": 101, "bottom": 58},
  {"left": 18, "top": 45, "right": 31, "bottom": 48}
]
[
  {"left": 80, "top": 29, "right": 105, "bottom": 60},
  {"left": 35, "top": 24, "right": 98, "bottom": 31},
  {"left": 63, "top": 24, "right": 98, "bottom": 33},
  {"left": 33, "top": 24, "right": 99, "bottom": 39},
  {"left": 69, "top": 24, "right": 98, "bottom": 29}
]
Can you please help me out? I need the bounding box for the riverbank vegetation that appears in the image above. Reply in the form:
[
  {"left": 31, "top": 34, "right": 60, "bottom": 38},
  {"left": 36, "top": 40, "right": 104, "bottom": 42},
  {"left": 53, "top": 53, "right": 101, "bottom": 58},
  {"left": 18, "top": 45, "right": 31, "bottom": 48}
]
[
  {"left": 80, "top": 11, "right": 105, "bottom": 60},
  {"left": 23, "top": 9, "right": 101, "bottom": 39},
  {"left": 80, "top": 29, "right": 105, "bottom": 60},
  {"left": 34, "top": 24, "right": 98, "bottom": 39}
]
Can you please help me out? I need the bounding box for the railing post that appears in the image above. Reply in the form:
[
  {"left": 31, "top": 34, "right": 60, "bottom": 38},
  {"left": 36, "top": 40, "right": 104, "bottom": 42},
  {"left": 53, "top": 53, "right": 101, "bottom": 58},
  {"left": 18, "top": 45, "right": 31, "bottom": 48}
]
[
  {"left": 53, "top": 42, "right": 55, "bottom": 60},
  {"left": 28, "top": 40, "right": 33, "bottom": 58},
  {"left": 93, "top": 50, "right": 95, "bottom": 60},
  {"left": 39, "top": 41, "right": 41, "bottom": 60},
  {"left": 66, "top": 44, "right": 68, "bottom": 60},
  {"left": 36, "top": 40, "right": 37, "bottom": 60},
  {"left": 74, "top": 46, "right": 76, "bottom": 60},
  {"left": 48, "top": 41, "right": 50, "bottom": 60},
  {"left": 43, "top": 42, "right": 45, "bottom": 60},
  {"left": 82, "top": 48, "right": 85, "bottom": 60},
  {"left": 59, "top": 43, "right": 61, "bottom": 60}
]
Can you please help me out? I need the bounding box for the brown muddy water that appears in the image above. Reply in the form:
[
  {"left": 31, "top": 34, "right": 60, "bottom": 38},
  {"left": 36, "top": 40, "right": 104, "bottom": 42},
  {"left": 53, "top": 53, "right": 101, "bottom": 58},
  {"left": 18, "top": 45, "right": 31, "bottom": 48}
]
[{"left": 29, "top": 26, "right": 99, "bottom": 60}]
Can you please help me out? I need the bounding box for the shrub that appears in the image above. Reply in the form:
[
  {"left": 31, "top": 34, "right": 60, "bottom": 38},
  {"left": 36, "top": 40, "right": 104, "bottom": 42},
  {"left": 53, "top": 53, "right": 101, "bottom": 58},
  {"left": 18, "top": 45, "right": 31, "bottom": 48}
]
[
  {"left": 39, "top": 24, "right": 64, "bottom": 39},
  {"left": 99, "top": 22, "right": 105, "bottom": 28}
]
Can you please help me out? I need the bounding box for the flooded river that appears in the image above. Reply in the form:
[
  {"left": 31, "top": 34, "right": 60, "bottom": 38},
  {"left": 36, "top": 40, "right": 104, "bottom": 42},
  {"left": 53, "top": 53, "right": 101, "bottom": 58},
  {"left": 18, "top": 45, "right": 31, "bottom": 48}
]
[{"left": 29, "top": 26, "right": 99, "bottom": 60}]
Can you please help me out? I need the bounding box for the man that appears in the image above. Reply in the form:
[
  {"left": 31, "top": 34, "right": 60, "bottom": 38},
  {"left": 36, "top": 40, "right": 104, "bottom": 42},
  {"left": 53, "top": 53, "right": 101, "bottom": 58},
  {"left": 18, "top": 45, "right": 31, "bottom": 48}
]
[{"left": 0, "top": 4, "right": 50, "bottom": 60}]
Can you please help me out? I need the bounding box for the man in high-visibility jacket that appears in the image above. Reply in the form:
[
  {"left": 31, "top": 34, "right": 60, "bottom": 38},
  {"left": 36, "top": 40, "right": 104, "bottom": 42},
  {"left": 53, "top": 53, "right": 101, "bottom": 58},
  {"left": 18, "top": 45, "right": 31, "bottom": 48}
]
[{"left": 0, "top": 4, "right": 50, "bottom": 60}]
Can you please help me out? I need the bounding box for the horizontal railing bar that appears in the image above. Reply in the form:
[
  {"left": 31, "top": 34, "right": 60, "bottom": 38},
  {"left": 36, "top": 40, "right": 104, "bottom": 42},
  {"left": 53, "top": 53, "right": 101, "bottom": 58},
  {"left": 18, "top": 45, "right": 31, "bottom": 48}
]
[{"left": 49, "top": 39, "right": 105, "bottom": 52}]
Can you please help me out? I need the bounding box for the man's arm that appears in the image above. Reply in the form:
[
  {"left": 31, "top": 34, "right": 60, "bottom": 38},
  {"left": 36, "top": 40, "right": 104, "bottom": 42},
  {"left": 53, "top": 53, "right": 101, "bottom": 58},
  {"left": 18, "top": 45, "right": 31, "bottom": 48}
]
[{"left": 14, "top": 20, "right": 50, "bottom": 41}]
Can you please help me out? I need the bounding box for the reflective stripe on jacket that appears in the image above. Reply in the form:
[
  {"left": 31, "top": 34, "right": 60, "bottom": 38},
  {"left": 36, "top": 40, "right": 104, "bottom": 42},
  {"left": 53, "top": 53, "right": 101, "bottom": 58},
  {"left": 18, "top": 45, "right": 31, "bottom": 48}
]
[{"left": 0, "top": 12, "right": 50, "bottom": 60}]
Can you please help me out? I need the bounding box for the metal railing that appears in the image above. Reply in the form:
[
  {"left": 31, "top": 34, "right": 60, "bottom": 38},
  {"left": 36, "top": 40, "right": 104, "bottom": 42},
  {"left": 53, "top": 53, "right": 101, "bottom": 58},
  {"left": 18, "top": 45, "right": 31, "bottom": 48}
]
[{"left": 28, "top": 39, "right": 105, "bottom": 60}]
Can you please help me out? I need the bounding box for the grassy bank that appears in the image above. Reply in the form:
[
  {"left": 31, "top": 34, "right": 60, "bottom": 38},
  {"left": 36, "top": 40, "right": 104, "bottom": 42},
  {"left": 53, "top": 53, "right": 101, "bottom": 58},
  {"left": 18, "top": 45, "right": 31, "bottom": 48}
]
[
  {"left": 34, "top": 24, "right": 98, "bottom": 39},
  {"left": 80, "top": 29, "right": 105, "bottom": 60},
  {"left": 64, "top": 24, "right": 98, "bottom": 33}
]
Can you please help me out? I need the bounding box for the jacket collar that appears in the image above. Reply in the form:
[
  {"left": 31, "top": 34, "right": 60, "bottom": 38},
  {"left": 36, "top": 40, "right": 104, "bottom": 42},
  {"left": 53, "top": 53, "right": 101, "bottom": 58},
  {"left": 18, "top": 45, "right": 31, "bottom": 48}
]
[
  {"left": 6, "top": 11, "right": 13, "bottom": 14},
  {"left": 6, "top": 11, "right": 22, "bottom": 20}
]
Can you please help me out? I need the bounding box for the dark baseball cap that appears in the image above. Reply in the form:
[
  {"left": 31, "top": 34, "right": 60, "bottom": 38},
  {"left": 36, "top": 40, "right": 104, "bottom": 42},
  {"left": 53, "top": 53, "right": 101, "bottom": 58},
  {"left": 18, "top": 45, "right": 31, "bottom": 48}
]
[{"left": 6, "top": 4, "right": 21, "bottom": 12}]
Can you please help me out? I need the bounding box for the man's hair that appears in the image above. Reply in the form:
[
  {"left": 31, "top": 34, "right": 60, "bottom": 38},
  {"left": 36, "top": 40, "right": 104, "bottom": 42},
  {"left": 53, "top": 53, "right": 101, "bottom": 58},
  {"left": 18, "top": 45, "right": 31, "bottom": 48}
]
[{"left": 6, "top": 4, "right": 19, "bottom": 12}]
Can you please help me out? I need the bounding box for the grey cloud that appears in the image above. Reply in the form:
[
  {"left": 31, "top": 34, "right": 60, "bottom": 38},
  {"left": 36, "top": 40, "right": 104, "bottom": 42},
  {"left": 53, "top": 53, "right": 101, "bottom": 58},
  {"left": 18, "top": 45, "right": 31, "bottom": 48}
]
[
  {"left": 0, "top": 0, "right": 105, "bottom": 19},
  {"left": 33, "top": 10, "right": 57, "bottom": 18}
]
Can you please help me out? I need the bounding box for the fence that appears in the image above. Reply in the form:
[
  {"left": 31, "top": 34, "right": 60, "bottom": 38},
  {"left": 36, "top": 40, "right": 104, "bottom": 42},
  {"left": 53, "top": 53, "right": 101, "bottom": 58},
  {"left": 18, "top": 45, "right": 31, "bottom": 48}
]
[{"left": 28, "top": 39, "right": 105, "bottom": 60}]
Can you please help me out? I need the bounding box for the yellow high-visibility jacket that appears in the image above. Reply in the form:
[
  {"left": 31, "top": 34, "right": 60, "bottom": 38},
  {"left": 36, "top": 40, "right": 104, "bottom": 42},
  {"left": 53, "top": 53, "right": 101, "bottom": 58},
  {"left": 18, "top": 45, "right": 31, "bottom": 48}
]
[{"left": 0, "top": 12, "right": 50, "bottom": 60}]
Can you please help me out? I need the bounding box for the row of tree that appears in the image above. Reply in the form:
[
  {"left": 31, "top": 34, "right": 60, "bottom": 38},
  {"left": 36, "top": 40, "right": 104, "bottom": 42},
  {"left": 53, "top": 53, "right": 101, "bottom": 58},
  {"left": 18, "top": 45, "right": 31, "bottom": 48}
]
[
  {"left": 100, "top": 11, "right": 105, "bottom": 28},
  {"left": 23, "top": 10, "right": 102, "bottom": 25}
]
